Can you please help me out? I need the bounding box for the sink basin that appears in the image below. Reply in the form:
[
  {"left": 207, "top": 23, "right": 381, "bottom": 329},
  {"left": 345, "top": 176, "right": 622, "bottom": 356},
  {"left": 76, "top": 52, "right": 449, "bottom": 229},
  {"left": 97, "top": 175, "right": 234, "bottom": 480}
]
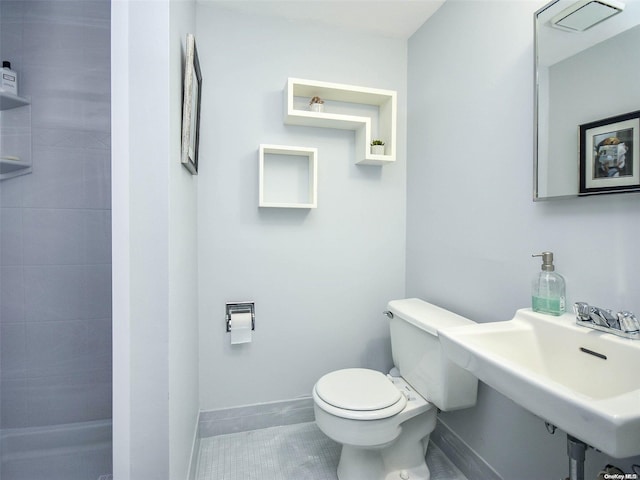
[{"left": 439, "top": 308, "right": 640, "bottom": 458}]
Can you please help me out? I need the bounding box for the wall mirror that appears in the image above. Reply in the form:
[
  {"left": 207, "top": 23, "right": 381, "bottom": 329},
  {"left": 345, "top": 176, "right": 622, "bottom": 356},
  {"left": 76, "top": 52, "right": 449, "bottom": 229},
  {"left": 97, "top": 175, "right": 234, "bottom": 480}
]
[{"left": 534, "top": 0, "right": 640, "bottom": 200}]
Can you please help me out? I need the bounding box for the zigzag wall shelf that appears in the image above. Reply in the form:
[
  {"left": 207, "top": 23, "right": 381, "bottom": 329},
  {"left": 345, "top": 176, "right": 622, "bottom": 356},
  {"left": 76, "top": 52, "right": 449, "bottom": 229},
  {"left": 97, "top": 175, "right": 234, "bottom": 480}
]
[{"left": 283, "top": 78, "right": 397, "bottom": 166}]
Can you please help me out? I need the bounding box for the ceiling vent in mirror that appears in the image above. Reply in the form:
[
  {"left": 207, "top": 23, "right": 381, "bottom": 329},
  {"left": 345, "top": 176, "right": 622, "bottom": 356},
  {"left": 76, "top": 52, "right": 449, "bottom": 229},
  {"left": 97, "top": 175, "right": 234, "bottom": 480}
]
[{"left": 551, "top": 0, "right": 625, "bottom": 32}]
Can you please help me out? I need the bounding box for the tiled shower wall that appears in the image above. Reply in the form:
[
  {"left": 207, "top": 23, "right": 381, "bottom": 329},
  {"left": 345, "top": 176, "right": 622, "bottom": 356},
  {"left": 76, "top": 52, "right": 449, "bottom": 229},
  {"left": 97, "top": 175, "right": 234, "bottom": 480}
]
[{"left": 0, "top": 0, "right": 111, "bottom": 429}]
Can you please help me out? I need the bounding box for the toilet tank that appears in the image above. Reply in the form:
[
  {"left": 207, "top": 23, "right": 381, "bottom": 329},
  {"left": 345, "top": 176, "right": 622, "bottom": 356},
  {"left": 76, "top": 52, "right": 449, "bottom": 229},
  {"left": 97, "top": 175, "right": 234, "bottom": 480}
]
[{"left": 387, "top": 298, "right": 478, "bottom": 411}]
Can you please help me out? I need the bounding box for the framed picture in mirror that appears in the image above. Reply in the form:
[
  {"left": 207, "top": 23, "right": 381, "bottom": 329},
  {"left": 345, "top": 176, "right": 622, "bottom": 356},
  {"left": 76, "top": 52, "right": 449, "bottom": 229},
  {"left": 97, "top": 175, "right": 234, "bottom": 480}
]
[
  {"left": 579, "top": 110, "right": 640, "bottom": 195},
  {"left": 181, "top": 33, "right": 202, "bottom": 175}
]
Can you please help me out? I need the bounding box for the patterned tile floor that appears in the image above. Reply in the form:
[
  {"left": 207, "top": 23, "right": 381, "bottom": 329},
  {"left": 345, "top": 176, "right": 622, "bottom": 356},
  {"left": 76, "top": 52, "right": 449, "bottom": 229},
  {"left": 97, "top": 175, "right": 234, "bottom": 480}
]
[{"left": 195, "top": 422, "right": 468, "bottom": 480}]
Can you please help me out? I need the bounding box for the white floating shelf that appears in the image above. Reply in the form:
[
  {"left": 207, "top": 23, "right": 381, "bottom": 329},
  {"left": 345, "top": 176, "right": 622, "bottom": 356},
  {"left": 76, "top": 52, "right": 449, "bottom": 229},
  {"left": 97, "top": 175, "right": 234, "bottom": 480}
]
[
  {"left": 284, "top": 78, "right": 397, "bottom": 166},
  {"left": 259, "top": 144, "right": 318, "bottom": 209}
]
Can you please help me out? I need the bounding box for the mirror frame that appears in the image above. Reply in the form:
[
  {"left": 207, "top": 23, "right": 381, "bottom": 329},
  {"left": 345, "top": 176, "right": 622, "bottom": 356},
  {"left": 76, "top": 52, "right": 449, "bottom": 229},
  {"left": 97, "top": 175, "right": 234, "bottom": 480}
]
[{"left": 533, "top": 2, "right": 542, "bottom": 201}]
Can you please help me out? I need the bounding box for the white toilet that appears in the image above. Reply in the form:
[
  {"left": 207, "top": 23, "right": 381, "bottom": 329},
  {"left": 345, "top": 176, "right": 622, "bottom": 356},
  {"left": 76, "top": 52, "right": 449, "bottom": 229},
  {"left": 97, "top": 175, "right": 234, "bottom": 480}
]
[{"left": 312, "top": 298, "right": 478, "bottom": 480}]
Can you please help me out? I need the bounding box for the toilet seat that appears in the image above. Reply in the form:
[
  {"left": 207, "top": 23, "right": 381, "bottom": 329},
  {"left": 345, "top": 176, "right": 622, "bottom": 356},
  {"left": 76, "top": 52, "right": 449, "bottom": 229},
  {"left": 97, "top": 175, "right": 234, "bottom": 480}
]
[{"left": 313, "top": 368, "right": 407, "bottom": 420}]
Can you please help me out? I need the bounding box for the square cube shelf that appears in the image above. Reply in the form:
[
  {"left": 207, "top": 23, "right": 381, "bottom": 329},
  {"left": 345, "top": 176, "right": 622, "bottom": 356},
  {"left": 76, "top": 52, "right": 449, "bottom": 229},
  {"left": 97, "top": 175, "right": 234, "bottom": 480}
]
[{"left": 259, "top": 144, "right": 318, "bottom": 208}]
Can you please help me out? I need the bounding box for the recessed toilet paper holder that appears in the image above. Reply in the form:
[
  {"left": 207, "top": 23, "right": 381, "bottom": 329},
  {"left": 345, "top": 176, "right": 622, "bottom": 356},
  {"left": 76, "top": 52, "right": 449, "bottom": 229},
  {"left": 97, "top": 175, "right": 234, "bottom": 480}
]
[{"left": 225, "top": 302, "right": 255, "bottom": 332}]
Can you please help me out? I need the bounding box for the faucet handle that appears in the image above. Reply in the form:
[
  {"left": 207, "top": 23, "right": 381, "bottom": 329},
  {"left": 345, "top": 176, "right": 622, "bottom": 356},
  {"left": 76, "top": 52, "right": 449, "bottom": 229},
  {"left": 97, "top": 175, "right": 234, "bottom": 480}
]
[
  {"left": 596, "top": 308, "right": 618, "bottom": 329},
  {"left": 617, "top": 311, "right": 639, "bottom": 334},
  {"left": 574, "top": 302, "right": 591, "bottom": 321}
]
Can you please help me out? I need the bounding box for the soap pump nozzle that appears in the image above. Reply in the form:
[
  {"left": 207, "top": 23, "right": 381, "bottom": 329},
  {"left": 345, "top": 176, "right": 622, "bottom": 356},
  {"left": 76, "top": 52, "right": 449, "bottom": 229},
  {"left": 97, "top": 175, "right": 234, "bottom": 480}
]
[{"left": 532, "top": 252, "right": 555, "bottom": 271}]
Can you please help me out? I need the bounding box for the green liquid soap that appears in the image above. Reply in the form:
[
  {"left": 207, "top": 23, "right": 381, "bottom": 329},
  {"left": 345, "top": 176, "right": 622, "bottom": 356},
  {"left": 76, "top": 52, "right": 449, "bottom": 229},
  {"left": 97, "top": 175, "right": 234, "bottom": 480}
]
[{"left": 532, "top": 295, "right": 564, "bottom": 316}]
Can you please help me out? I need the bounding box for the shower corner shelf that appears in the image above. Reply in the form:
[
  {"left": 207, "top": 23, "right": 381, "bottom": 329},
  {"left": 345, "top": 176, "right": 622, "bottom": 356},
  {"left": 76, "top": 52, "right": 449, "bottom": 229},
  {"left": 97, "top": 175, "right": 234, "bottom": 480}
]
[
  {"left": 0, "top": 156, "right": 32, "bottom": 179},
  {"left": 0, "top": 91, "right": 29, "bottom": 111},
  {"left": 259, "top": 144, "right": 318, "bottom": 209},
  {"left": 283, "top": 77, "right": 397, "bottom": 166},
  {"left": 0, "top": 91, "right": 32, "bottom": 180}
]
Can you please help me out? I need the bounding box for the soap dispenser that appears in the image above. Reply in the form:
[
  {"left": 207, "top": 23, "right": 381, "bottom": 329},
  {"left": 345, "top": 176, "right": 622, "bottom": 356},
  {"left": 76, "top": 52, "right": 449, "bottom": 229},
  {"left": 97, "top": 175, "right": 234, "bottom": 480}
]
[{"left": 531, "top": 252, "right": 566, "bottom": 316}]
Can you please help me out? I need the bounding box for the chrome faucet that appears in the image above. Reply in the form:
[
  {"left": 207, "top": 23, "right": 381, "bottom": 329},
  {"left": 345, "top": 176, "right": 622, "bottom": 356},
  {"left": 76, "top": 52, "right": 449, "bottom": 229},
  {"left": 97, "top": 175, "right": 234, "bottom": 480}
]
[{"left": 574, "top": 302, "right": 639, "bottom": 339}]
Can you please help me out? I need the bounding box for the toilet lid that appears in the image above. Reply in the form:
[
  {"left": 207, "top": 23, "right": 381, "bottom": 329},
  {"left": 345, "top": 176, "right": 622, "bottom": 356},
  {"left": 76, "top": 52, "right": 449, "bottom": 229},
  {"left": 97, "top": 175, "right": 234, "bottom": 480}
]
[{"left": 315, "top": 368, "right": 402, "bottom": 411}]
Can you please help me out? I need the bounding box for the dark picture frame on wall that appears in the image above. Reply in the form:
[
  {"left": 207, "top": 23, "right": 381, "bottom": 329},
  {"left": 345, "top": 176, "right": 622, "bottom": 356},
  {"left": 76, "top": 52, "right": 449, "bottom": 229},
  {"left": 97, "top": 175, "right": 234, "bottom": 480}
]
[
  {"left": 579, "top": 110, "right": 640, "bottom": 195},
  {"left": 181, "top": 33, "right": 202, "bottom": 175}
]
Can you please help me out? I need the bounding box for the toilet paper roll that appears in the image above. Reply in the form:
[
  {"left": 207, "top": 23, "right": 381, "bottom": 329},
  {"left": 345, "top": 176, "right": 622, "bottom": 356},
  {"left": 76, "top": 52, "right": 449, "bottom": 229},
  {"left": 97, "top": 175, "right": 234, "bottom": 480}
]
[{"left": 230, "top": 312, "right": 253, "bottom": 345}]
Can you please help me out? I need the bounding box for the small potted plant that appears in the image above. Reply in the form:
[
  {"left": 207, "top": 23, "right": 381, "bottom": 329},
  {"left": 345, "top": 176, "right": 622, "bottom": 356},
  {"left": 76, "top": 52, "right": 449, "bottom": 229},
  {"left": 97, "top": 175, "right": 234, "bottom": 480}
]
[
  {"left": 370, "top": 139, "right": 385, "bottom": 155},
  {"left": 309, "top": 96, "right": 324, "bottom": 113}
]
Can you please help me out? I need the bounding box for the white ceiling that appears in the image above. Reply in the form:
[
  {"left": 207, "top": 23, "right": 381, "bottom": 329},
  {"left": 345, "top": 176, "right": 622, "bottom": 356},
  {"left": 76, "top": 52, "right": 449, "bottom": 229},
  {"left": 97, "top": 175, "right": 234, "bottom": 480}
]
[{"left": 207, "top": 1, "right": 446, "bottom": 39}]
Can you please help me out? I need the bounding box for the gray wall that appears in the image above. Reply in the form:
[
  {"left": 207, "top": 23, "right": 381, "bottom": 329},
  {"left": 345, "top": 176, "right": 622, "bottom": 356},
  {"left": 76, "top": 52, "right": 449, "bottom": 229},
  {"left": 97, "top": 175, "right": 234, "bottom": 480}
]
[
  {"left": 196, "top": 5, "right": 407, "bottom": 411},
  {"left": 408, "top": 1, "right": 640, "bottom": 478},
  {"left": 168, "top": 1, "right": 199, "bottom": 477},
  {"left": 0, "top": 0, "right": 111, "bottom": 429},
  {"left": 111, "top": 0, "right": 199, "bottom": 478}
]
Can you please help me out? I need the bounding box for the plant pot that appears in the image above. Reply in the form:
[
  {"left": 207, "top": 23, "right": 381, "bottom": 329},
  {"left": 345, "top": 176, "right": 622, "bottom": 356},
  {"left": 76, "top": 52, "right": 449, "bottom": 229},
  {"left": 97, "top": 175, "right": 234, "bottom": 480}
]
[
  {"left": 310, "top": 103, "right": 324, "bottom": 113},
  {"left": 371, "top": 145, "right": 385, "bottom": 155}
]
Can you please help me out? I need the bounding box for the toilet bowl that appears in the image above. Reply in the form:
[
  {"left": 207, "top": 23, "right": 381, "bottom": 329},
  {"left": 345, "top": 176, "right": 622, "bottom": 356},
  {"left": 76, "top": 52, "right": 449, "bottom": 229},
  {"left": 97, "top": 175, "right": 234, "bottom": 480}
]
[
  {"left": 312, "top": 298, "right": 479, "bottom": 480},
  {"left": 313, "top": 368, "right": 436, "bottom": 480}
]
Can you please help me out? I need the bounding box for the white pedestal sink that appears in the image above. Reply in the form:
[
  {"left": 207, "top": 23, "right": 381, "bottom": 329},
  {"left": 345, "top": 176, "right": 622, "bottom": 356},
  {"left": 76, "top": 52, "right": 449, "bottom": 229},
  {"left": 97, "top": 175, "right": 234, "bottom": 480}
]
[{"left": 439, "top": 308, "right": 640, "bottom": 459}]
